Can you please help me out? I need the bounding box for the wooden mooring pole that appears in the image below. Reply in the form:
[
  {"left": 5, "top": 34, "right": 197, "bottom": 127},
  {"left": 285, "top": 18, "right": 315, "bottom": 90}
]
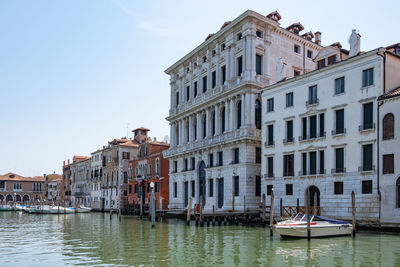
[
  {"left": 351, "top": 191, "right": 356, "bottom": 238},
  {"left": 306, "top": 187, "right": 311, "bottom": 240},
  {"left": 262, "top": 194, "right": 266, "bottom": 223},
  {"left": 186, "top": 197, "right": 192, "bottom": 225},
  {"left": 269, "top": 190, "right": 274, "bottom": 237}
]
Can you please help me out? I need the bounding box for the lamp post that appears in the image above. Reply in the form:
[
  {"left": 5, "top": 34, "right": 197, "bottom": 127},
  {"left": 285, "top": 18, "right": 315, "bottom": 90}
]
[{"left": 150, "top": 182, "right": 155, "bottom": 228}]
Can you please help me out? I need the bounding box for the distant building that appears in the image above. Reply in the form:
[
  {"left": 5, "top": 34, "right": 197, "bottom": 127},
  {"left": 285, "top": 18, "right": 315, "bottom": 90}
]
[
  {"left": 90, "top": 149, "right": 103, "bottom": 210},
  {"left": 45, "top": 173, "right": 62, "bottom": 202},
  {"left": 128, "top": 128, "right": 170, "bottom": 212},
  {"left": 62, "top": 160, "right": 72, "bottom": 206},
  {"left": 70, "top": 156, "right": 91, "bottom": 206},
  {"left": 0, "top": 173, "right": 45, "bottom": 204}
]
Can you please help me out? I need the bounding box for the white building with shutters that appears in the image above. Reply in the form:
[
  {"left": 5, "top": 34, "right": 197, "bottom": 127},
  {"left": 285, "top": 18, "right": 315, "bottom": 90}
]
[
  {"left": 261, "top": 41, "right": 400, "bottom": 223},
  {"left": 164, "top": 10, "right": 321, "bottom": 212}
]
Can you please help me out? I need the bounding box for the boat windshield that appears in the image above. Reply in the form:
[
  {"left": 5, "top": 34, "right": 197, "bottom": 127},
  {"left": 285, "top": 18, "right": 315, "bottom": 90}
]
[{"left": 293, "top": 213, "right": 305, "bottom": 221}]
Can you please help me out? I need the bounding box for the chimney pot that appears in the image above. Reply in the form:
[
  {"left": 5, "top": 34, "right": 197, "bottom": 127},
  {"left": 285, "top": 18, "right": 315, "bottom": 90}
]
[{"left": 315, "top": 31, "right": 321, "bottom": 46}]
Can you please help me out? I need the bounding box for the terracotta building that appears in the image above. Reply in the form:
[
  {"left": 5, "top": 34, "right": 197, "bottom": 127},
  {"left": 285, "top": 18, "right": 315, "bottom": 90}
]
[
  {"left": 128, "top": 127, "right": 170, "bottom": 211},
  {"left": 0, "top": 173, "right": 45, "bottom": 204}
]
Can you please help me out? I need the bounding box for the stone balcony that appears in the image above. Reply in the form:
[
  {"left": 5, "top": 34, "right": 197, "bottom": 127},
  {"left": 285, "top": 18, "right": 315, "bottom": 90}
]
[{"left": 164, "top": 127, "right": 261, "bottom": 158}]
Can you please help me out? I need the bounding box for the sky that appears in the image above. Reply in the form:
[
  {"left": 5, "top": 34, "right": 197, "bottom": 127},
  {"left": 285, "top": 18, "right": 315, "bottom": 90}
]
[{"left": 0, "top": 0, "right": 398, "bottom": 177}]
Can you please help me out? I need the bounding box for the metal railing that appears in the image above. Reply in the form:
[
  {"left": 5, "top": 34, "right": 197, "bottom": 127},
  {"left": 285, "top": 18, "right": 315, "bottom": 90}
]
[
  {"left": 359, "top": 123, "right": 376, "bottom": 131},
  {"left": 332, "top": 128, "right": 346, "bottom": 135},
  {"left": 331, "top": 168, "right": 346, "bottom": 174},
  {"left": 358, "top": 165, "right": 375, "bottom": 172}
]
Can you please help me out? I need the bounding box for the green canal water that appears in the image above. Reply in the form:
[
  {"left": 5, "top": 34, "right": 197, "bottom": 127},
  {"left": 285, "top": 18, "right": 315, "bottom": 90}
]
[{"left": 1, "top": 212, "right": 400, "bottom": 267}]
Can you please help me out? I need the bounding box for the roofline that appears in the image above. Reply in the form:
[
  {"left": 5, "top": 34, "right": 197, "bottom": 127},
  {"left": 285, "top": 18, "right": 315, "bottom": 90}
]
[{"left": 261, "top": 47, "right": 386, "bottom": 94}]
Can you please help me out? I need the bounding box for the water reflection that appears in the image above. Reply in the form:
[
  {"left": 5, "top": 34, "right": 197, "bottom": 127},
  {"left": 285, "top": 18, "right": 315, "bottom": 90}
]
[{"left": 0, "top": 212, "right": 400, "bottom": 266}]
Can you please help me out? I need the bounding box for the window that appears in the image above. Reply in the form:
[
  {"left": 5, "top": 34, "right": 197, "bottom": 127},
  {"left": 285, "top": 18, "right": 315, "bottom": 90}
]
[
  {"left": 286, "top": 184, "right": 293, "bottom": 195},
  {"left": 294, "top": 45, "right": 300, "bottom": 53},
  {"left": 134, "top": 184, "right": 137, "bottom": 194},
  {"left": 237, "top": 33, "right": 242, "bottom": 40},
  {"left": 334, "top": 109, "right": 345, "bottom": 135},
  {"left": 383, "top": 154, "right": 394, "bottom": 174},
  {"left": 328, "top": 55, "right": 336, "bottom": 65},
  {"left": 286, "top": 92, "right": 293, "bottom": 107},
  {"left": 221, "top": 107, "right": 226, "bottom": 133},
  {"left": 307, "top": 50, "right": 313, "bottom": 59},
  {"left": 255, "top": 176, "right": 261, "bottom": 196},
  {"left": 267, "top": 157, "right": 274, "bottom": 177},
  {"left": 124, "top": 172, "right": 128, "bottom": 183},
  {"left": 256, "top": 30, "right": 262, "bottom": 38},
  {"left": 221, "top": 65, "right": 226, "bottom": 84},
  {"left": 221, "top": 43, "right": 226, "bottom": 50},
  {"left": 294, "top": 70, "right": 300, "bottom": 77},
  {"left": 335, "top": 148, "right": 345, "bottom": 173},
  {"left": 301, "top": 153, "right": 307, "bottom": 175},
  {"left": 233, "top": 148, "right": 239, "bottom": 164},
  {"left": 211, "top": 111, "right": 216, "bottom": 135},
  {"left": 173, "top": 161, "right": 177, "bottom": 173},
  {"left": 233, "top": 176, "right": 239, "bottom": 196},
  {"left": 283, "top": 154, "right": 294, "bottom": 176},
  {"left": 155, "top": 182, "right": 159, "bottom": 193},
  {"left": 129, "top": 184, "right": 132, "bottom": 194},
  {"left": 309, "top": 152, "right": 317, "bottom": 175},
  {"left": 194, "top": 81, "right": 198, "bottom": 97},
  {"left": 308, "top": 85, "right": 318, "bottom": 105},
  {"left": 209, "top": 179, "right": 214, "bottom": 197},
  {"left": 362, "top": 68, "right": 374, "bottom": 87},
  {"left": 202, "top": 114, "right": 206, "bottom": 139},
  {"left": 397, "top": 178, "right": 400, "bottom": 208},
  {"left": 237, "top": 56, "right": 243, "bottom": 76},
  {"left": 209, "top": 153, "right": 214, "bottom": 168},
  {"left": 218, "top": 151, "right": 223, "bottom": 166},
  {"left": 267, "top": 98, "right": 274, "bottom": 112},
  {"left": 383, "top": 113, "right": 395, "bottom": 140},
  {"left": 267, "top": 185, "right": 273, "bottom": 196},
  {"left": 212, "top": 50, "right": 216, "bottom": 57},
  {"left": 174, "top": 182, "right": 177, "bottom": 198},
  {"left": 191, "top": 157, "right": 195, "bottom": 170},
  {"left": 203, "top": 56, "right": 207, "bottom": 63},
  {"left": 302, "top": 117, "right": 307, "bottom": 140},
  {"left": 335, "top": 77, "right": 345, "bottom": 94},
  {"left": 310, "top": 115, "right": 317, "bottom": 138},
  {"left": 191, "top": 180, "right": 195, "bottom": 197},
  {"left": 362, "top": 102, "right": 374, "bottom": 130},
  {"left": 212, "top": 71, "right": 216, "bottom": 88},
  {"left": 255, "top": 99, "right": 262, "bottom": 129},
  {"left": 237, "top": 101, "right": 242, "bottom": 129},
  {"left": 267, "top": 125, "right": 274, "bottom": 146},
  {"left": 319, "top": 151, "right": 325, "bottom": 174},
  {"left": 286, "top": 120, "right": 293, "bottom": 143},
  {"left": 362, "top": 144, "right": 373, "bottom": 171},
  {"left": 186, "top": 86, "right": 190, "bottom": 101},
  {"left": 176, "top": 91, "right": 179, "bottom": 107},
  {"left": 202, "top": 76, "right": 207, "bottom": 92},
  {"left": 319, "top": 114, "right": 325, "bottom": 137},
  {"left": 362, "top": 180, "right": 373, "bottom": 194},
  {"left": 334, "top": 182, "right": 343, "bottom": 195},
  {"left": 256, "top": 54, "right": 262, "bottom": 75},
  {"left": 256, "top": 147, "right": 261, "bottom": 163},
  {"left": 184, "top": 158, "right": 188, "bottom": 171},
  {"left": 317, "top": 59, "right": 325, "bottom": 69}
]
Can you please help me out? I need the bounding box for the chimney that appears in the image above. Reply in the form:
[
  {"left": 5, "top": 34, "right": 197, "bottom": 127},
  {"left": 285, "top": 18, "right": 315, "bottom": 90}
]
[
  {"left": 68, "top": 159, "right": 70, "bottom": 165},
  {"left": 348, "top": 29, "right": 361, "bottom": 57},
  {"left": 153, "top": 137, "right": 157, "bottom": 141},
  {"left": 315, "top": 32, "right": 321, "bottom": 45},
  {"left": 63, "top": 161, "right": 65, "bottom": 166}
]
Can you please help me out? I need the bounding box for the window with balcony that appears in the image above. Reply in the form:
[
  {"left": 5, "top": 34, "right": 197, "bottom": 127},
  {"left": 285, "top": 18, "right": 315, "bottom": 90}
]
[
  {"left": 285, "top": 120, "right": 294, "bottom": 143},
  {"left": 267, "top": 98, "right": 274, "bottom": 112},
  {"left": 383, "top": 154, "right": 394, "bottom": 174},
  {"left": 333, "top": 109, "right": 345, "bottom": 135},
  {"left": 334, "top": 148, "right": 345, "bottom": 173},
  {"left": 383, "top": 113, "right": 394, "bottom": 140},
  {"left": 308, "top": 85, "right": 318, "bottom": 105},
  {"left": 283, "top": 154, "right": 294, "bottom": 176},
  {"left": 256, "top": 54, "right": 262, "bottom": 75},
  {"left": 362, "top": 68, "right": 374, "bottom": 87},
  {"left": 335, "top": 77, "right": 345, "bottom": 94},
  {"left": 267, "top": 157, "right": 274, "bottom": 178},
  {"left": 286, "top": 92, "right": 293, "bottom": 107},
  {"left": 255, "top": 176, "right": 261, "bottom": 196},
  {"left": 361, "top": 144, "right": 373, "bottom": 171},
  {"left": 361, "top": 102, "right": 374, "bottom": 130},
  {"left": 202, "top": 76, "right": 207, "bottom": 92}
]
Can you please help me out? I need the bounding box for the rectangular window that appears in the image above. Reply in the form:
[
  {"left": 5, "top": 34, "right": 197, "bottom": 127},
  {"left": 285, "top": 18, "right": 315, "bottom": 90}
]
[
  {"left": 308, "top": 85, "right": 318, "bottom": 105},
  {"left": 256, "top": 147, "right": 261, "bottom": 164},
  {"left": 237, "top": 56, "right": 243, "bottom": 76},
  {"left": 309, "top": 151, "right": 317, "bottom": 175},
  {"left": 310, "top": 115, "right": 317, "bottom": 138},
  {"left": 334, "top": 182, "right": 343, "bottom": 195},
  {"left": 362, "top": 180, "right": 373, "bottom": 194},
  {"left": 302, "top": 117, "right": 307, "bottom": 140},
  {"left": 307, "top": 50, "right": 313, "bottom": 59},
  {"left": 335, "top": 148, "right": 344, "bottom": 173},
  {"left": 212, "top": 71, "right": 216, "bottom": 88},
  {"left": 186, "top": 86, "right": 190, "bottom": 101},
  {"left": 319, "top": 113, "right": 325, "bottom": 137},
  {"left": 362, "top": 68, "right": 374, "bottom": 87},
  {"left": 267, "top": 157, "right": 274, "bottom": 177},
  {"left": 328, "top": 55, "right": 336, "bottom": 65},
  {"left": 335, "top": 109, "right": 345, "bottom": 134},
  {"left": 317, "top": 59, "right": 325, "bottom": 69},
  {"left": 335, "top": 77, "right": 345, "bottom": 94},
  {"left": 173, "top": 161, "right": 177, "bottom": 173},
  {"left": 191, "top": 180, "right": 195, "bottom": 197},
  {"left": 194, "top": 81, "right": 198, "bottom": 97},
  {"left": 191, "top": 157, "right": 195, "bottom": 170},
  {"left": 267, "top": 125, "right": 274, "bottom": 145},
  {"left": 319, "top": 151, "right": 325, "bottom": 174},
  {"left": 286, "top": 184, "right": 293, "bottom": 195},
  {"left": 383, "top": 154, "right": 394, "bottom": 174},
  {"left": 286, "top": 92, "right": 293, "bottom": 107},
  {"left": 175, "top": 91, "right": 179, "bottom": 107},
  {"left": 202, "top": 76, "right": 207, "bottom": 92},
  {"left": 267, "top": 98, "right": 274, "bottom": 112},
  {"left": 134, "top": 184, "right": 137, "bottom": 194},
  {"left": 283, "top": 154, "right": 294, "bottom": 176},
  {"left": 294, "top": 70, "right": 300, "bottom": 77},
  {"left": 256, "top": 54, "right": 262, "bottom": 75},
  {"left": 233, "top": 148, "right": 239, "bottom": 164},
  {"left": 267, "top": 185, "right": 273, "bottom": 196},
  {"left": 209, "top": 179, "right": 214, "bottom": 197},
  {"left": 234, "top": 176, "right": 239, "bottom": 196},
  {"left": 294, "top": 45, "right": 300, "bottom": 53},
  {"left": 302, "top": 153, "right": 307, "bottom": 175},
  {"left": 256, "top": 30, "right": 262, "bottom": 38},
  {"left": 255, "top": 176, "right": 261, "bottom": 196},
  {"left": 174, "top": 182, "right": 177, "bottom": 198},
  {"left": 184, "top": 158, "right": 188, "bottom": 171},
  {"left": 221, "top": 65, "right": 226, "bottom": 84},
  {"left": 218, "top": 151, "right": 223, "bottom": 166},
  {"left": 362, "top": 144, "right": 373, "bottom": 171},
  {"left": 155, "top": 182, "right": 159, "bottom": 193},
  {"left": 362, "top": 102, "right": 374, "bottom": 129},
  {"left": 209, "top": 153, "right": 214, "bottom": 168},
  {"left": 286, "top": 120, "right": 293, "bottom": 142}
]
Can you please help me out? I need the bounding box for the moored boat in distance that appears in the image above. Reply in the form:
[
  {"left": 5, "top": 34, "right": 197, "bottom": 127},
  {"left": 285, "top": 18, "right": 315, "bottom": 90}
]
[
  {"left": 77, "top": 206, "right": 92, "bottom": 213},
  {"left": 274, "top": 213, "right": 353, "bottom": 238},
  {"left": 0, "top": 204, "right": 13, "bottom": 211}
]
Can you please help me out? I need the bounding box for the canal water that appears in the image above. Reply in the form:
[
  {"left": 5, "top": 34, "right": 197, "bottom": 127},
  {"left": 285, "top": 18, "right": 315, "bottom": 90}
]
[{"left": 1, "top": 212, "right": 399, "bottom": 266}]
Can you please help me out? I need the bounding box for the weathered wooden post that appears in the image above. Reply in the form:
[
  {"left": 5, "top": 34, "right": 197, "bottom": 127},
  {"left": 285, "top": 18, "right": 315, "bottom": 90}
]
[
  {"left": 351, "top": 191, "right": 356, "bottom": 238},
  {"left": 262, "top": 194, "right": 266, "bottom": 223},
  {"left": 186, "top": 197, "right": 192, "bottom": 225},
  {"left": 199, "top": 204, "right": 203, "bottom": 227},
  {"left": 269, "top": 189, "right": 274, "bottom": 237},
  {"left": 280, "top": 198, "right": 283, "bottom": 218},
  {"left": 150, "top": 182, "right": 156, "bottom": 228},
  {"left": 232, "top": 190, "right": 235, "bottom": 212},
  {"left": 306, "top": 187, "right": 311, "bottom": 240},
  {"left": 296, "top": 198, "right": 299, "bottom": 214},
  {"left": 314, "top": 193, "right": 318, "bottom": 215}
]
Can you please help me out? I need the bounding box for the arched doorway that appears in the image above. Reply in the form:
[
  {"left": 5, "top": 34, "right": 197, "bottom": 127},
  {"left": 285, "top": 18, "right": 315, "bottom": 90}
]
[
  {"left": 198, "top": 161, "right": 206, "bottom": 207},
  {"left": 15, "top": 195, "right": 21, "bottom": 202},
  {"left": 0, "top": 194, "right": 4, "bottom": 202},
  {"left": 305, "top": 186, "right": 320, "bottom": 214},
  {"left": 6, "top": 195, "right": 13, "bottom": 202},
  {"left": 23, "top": 195, "right": 30, "bottom": 202}
]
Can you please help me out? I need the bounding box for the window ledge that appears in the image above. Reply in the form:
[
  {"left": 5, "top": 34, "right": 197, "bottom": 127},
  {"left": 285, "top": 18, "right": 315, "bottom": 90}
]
[{"left": 361, "top": 84, "right": 375, "bottom": 90}]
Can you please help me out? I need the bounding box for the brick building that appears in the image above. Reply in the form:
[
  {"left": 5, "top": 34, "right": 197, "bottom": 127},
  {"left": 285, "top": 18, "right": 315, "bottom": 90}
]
[
  {"left": 128, "top": 128, "right": 170, "bottom": 212},
  {"left": 0, "top": 173, "right": 45, "bottom": 204}
]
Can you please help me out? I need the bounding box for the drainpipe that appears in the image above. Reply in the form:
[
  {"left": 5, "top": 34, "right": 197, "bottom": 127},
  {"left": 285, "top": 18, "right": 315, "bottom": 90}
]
[{"left": 376, "top": 51, "right": 386, "bottom": 227}]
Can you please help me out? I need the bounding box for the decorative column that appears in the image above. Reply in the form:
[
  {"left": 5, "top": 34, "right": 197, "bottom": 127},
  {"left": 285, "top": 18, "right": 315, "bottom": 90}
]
[
  {"left": 196, "top": 112, "right": 201, "bottom": 140},
  {"left": 188, "top": 116, "right": 193, "bottom": 142},
  {"left": 250, "top": 93, "right": 256, "bottom": 128},
  {"left": 206, "top": 108, "right": 210, "bottom": 138},
  {"left": 225, "top": 100, "right": 229, "bottom": 133},
  {"left": 170, "top": 123, "right": 174, "bottom": 147},
  {"left": 246, "top": 93, "right": 251, "bottom": 127},
  {"left": 215, "top": 104, "right": 220, "bottom": 135},
  {"left": 179, "top": 120, "right": 183, "bottom": 145},
  {"left": 241, "top": 94, "right": 245, "bottom": 128},
  {"left": 230, "top": 98, "right": 235, "bottom": 131}
]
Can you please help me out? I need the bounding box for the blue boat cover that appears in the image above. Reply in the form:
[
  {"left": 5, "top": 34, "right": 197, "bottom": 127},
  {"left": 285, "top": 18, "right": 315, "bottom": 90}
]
[{"left": 315, "top": 216, "right": 350, "bottom": 224}]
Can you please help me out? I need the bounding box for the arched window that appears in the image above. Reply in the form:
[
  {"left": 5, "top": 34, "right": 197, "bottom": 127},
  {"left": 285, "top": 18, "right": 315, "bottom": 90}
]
[
  {"left": 221, "top": 107, "right": 226, "bottom": 133},
  {"left": 203, "top": 114, "right": 207, "bottom": 139},
  {"left": 255, "top": 99, "right": 262, "bottom": 129},
  {"left": 237, "top": 100, "right": 242, "bottom": 129},
  {"left": 212, "top": 111, "right": 216, "bottom": 135},
  {"left": 397, "top": 178, "right": 400, "bottom": 208},
  {"left": 383, "top": 113, "right": 394, "bottom": 140}
]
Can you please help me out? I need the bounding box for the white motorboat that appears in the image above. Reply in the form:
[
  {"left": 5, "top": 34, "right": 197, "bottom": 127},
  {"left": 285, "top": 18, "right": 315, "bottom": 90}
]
[
  {"left": 274, "top": 213, "right": 353, "bottom": 238},
  {"left": 77, "top": 206, "right": 92, "bottom": 213},
  {"left": 0, "top": 204, "right": 13, "bottom": 211}
]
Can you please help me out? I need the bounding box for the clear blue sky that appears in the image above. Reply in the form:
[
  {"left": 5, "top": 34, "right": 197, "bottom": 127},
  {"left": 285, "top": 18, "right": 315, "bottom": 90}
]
[{"left": 0, "top": 0, "right": 398, "bottom": 177}]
